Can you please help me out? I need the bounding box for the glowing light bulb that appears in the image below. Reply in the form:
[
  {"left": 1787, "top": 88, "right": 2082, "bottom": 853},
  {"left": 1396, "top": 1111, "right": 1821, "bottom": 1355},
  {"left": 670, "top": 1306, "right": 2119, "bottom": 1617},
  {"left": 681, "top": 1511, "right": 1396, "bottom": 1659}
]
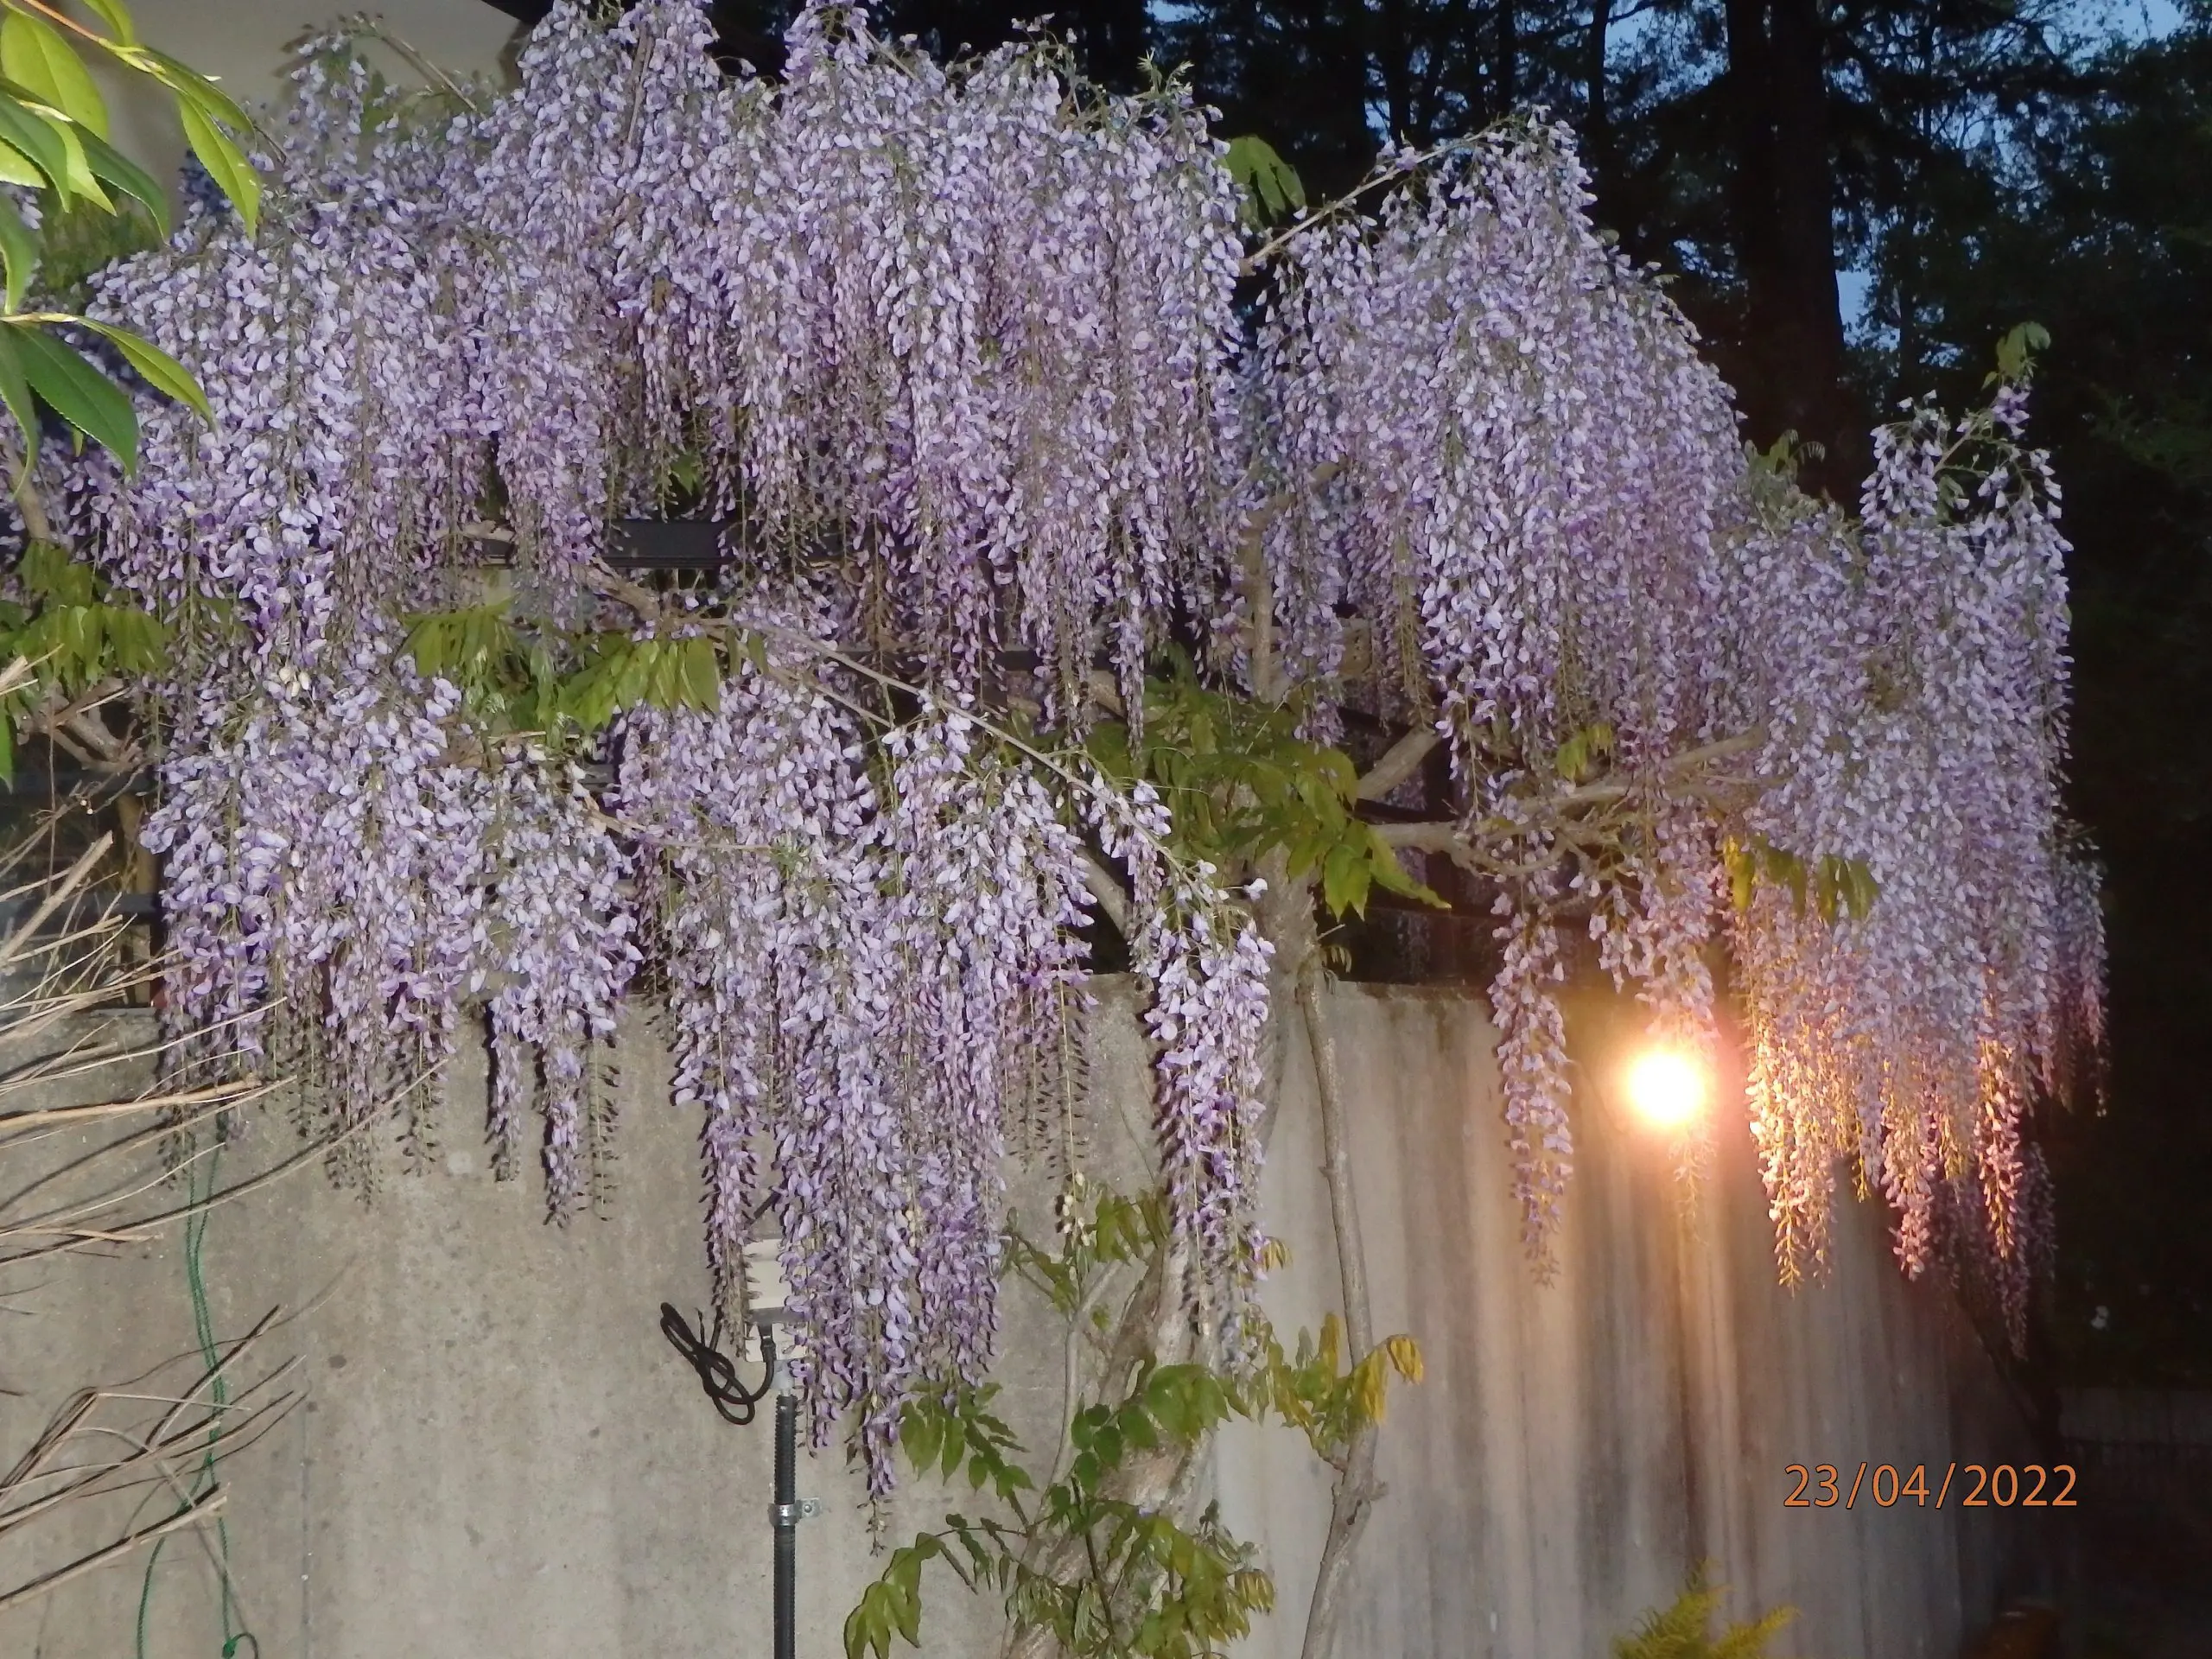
[{"left": 1624, "top": 1047, "right": 1707, "bottom": 1129}]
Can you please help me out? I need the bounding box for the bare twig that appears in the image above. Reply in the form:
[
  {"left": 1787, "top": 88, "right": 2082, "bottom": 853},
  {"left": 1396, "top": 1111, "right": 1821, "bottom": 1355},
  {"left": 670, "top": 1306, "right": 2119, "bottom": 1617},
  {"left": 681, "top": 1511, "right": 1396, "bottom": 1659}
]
[
  {"left": 0, "top": 1080, "right": 271, "bottom": 1136},
  {"left": 0, "top": 1313, "right": 293, "bottom": 1532},
  {"left": 0, "top": 834, "right": 114, "bottom": 979},
  {"left": 357, "top": 22, "right": 482, "bottom": 111},
  {"left": 0, "top": 1108, "right": 383, "bottom": 1268},
  {"left": 1370, "top": 730, "right": 1771, "bottom": 872},
  {"left": 0, "top": 800, "right": 301, "bottom": 1622},
  {"left": 0, "top": 1489, "right": 224, "bottom": 1613},
  {"left": 1239, "top": 136, "right": 1484, "bottom": 276}
]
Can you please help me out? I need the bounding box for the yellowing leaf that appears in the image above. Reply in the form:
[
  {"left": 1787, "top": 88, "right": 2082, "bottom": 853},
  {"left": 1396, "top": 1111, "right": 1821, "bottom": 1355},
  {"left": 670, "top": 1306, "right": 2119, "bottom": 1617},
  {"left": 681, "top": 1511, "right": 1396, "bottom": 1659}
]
[
  {"left": 1316, "top": 1312, "right": 1342, "bottom": 1372},
  {"left": 1383, "top": 1334, "right": 1424, "bottom": 1384},
  {"left": 1351, "top": 1351, "right": 1389, "bottom": 1425}
]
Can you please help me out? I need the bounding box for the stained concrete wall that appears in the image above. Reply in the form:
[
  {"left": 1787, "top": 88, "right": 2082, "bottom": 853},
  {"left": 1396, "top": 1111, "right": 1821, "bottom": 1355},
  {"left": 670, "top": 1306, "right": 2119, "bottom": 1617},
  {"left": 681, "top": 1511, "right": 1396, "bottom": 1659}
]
[
  {"left": 0, "top": 983, "right": 2048, "bottom": 1658},
  {"left": 1225, "top": 983, "right": 2046, "bottom": 1659}
]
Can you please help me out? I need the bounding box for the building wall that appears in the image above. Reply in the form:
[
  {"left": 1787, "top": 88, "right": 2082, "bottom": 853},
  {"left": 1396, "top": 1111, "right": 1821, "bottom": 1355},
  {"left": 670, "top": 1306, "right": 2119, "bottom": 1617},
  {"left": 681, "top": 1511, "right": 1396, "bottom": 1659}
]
[{"left": 0, "top": 984, "right": 2050, "bottom": 1657}]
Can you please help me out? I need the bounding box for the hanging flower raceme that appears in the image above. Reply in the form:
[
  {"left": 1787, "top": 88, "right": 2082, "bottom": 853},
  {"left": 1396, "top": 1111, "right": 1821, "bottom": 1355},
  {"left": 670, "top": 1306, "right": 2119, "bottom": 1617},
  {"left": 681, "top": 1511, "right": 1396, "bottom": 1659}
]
[
  {"left": 74, "top": 3, "right": 1263, "bottom": 1491},
  {"left": 614, "top": 659, "right": 1099, "bottom": 1489},
  {"left": 1246, "top": 124, "right": 2099, "bottom": 1302},
  {"left": 1722, "top": 387, "right": 2092, "bottom": 1301},
  {"left": 1251, "top": 125, "right": 1749, "bottom": 1252},
  {"left": 60, "top": 0, "right": 2098, "bottom": 1472}
]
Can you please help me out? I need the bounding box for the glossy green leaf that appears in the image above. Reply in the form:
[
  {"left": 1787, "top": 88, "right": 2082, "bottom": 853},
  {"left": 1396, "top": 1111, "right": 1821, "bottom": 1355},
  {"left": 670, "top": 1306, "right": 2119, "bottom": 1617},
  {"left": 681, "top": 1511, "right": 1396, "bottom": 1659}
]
[
  {"left": 4, "top": 94, "right": 106, "bottom": 207},
  {"left": 10, "top": 321, "right": 137, "bottom": 470},
  {"left": 75, "top": 0, "right": 138, "bottom": 47},
  {"left": 77, "top": 0, "right": 139, "bottom": 45},
  {"left": 143, "top": 47, "right": 251, "bottom": 131},
  {"left": 178, "top": 99, "right": 258, "bottom": 233},
  {"left": 0, "top": 132, "right": 39, "bottom": 188},
  {"left": 0, "top": 191, "right": 34, "bottom": 310},
  {"left": 0, "top": 13, "right": 105, "bottom": 136},
  {"left": 0, "top": 324, "right": 38, "bottom": 460},
  {"left": 76, "top": 126, "right": 166, "bottom": 235},
  {"left": 51, "top": 121, "right": 104, "bottom": 206},
  {"left": 76, "top": 319, "right": 210, "bottom": 422},
  {"left": 0, "top": 92, "right": 69, "bottom": 195}
]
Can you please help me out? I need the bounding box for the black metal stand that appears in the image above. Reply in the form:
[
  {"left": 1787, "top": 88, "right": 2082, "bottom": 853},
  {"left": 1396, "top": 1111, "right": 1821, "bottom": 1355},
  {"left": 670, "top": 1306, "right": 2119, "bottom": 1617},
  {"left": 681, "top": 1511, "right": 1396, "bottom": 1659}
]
[
  {"left": 772, "top": 1390, "right": 798, "bottom": 1659},
  {"left": 660, "top": 1301, "right": 812, "bottom": 1658}
]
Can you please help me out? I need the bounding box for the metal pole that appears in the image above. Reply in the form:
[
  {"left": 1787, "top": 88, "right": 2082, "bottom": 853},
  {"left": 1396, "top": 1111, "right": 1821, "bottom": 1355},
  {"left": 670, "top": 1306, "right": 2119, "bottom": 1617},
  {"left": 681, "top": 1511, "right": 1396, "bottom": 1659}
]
[{"left": 773, "top": 1389, "right": 798, "bottom": 1659}]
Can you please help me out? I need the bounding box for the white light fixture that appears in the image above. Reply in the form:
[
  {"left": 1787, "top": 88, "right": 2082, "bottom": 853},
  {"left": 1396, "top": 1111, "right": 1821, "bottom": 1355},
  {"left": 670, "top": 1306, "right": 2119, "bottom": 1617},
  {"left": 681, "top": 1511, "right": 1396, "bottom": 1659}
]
[{"left": 740, "top": 1236, "right": 794, "bottom": 1362}]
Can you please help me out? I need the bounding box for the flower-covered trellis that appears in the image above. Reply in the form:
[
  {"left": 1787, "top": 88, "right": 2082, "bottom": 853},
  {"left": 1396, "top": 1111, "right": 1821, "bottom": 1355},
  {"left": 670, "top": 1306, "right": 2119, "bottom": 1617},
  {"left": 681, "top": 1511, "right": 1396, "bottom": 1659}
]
[{"left": 37, "top": 0, "right": 2099, "bottom": 1485}]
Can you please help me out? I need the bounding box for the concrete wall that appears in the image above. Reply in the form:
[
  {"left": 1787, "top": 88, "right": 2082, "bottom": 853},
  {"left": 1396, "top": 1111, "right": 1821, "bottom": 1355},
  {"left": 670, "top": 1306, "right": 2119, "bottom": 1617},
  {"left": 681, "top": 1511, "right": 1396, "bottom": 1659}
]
[
  {"left": 0, "top": 983, "right": 2049, "bottom": 1658},
  {"left": 1225, "top": 984, "right": 2047, "bottom": 1659},
  {"left": 95, "top": 1, "right": 520, "bottom": 204}
]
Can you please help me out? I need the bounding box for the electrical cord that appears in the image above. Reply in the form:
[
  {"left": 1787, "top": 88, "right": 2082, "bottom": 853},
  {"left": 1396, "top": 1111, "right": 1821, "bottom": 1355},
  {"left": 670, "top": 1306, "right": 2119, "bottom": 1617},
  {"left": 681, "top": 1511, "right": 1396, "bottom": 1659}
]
[{"left": 658, "top": 1302, "right": 776, "bottom": 1426}]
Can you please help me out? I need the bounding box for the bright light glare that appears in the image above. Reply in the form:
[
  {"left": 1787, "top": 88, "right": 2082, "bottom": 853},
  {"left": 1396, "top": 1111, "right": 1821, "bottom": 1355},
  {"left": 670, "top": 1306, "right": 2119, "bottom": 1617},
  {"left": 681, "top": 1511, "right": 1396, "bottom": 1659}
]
[{"left": 1624, "top": 1048, "right": 1708, "bottom": 1129}]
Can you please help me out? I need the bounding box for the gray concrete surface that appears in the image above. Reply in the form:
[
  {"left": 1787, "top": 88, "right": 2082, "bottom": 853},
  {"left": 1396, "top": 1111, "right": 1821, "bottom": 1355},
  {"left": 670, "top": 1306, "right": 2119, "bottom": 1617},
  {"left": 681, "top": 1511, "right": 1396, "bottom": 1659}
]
[
  {"left": 85, "top": 0, "right": 519, "bottom": 224},
  {"left": 0, "top": 982, "right": 2049, "bottom": 1657}
]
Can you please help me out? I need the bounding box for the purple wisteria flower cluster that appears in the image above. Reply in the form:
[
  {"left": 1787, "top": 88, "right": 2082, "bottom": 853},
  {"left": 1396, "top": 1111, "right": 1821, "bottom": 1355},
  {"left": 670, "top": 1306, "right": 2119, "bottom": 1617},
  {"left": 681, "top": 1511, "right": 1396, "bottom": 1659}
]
[
  {"left": 1723, "top": 393, "right": 2097, "bottom": 1292},
  {"left": 76, "top": 2, "right": 1262, "bottom": 1487},
  {"left": 614, "top": 657, "right": 1096, "bottom": 1486},
  {"left": 1251, "top": 127, "right": 2099, "bottom": 1304},
  {"left": 62, "top": 0, "right": 2098, "bottom": 1459}
]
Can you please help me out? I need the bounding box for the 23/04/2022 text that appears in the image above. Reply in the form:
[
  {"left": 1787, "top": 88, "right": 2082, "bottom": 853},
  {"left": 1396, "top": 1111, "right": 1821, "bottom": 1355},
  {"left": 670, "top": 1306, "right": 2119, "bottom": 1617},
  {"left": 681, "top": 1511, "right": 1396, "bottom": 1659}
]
[{"left": 1784, "top": 1463, "right": 2078, "bottom": 1509}]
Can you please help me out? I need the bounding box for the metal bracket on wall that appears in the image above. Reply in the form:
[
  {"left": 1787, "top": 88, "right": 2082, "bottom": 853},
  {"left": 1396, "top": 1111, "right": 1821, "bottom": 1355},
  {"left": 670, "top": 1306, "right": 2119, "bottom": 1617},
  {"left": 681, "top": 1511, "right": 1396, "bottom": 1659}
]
[{"left": 771, "top": 1499, "right": 820, "bottom": 1526}]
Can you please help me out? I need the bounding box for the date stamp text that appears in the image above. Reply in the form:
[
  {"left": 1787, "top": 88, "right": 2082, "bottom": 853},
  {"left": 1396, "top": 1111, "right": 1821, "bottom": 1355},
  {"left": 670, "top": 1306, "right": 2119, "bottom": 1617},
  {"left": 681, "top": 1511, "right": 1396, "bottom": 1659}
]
[{"left": 1783, "top": 1462, "right": 2077, "bottom": 1510}]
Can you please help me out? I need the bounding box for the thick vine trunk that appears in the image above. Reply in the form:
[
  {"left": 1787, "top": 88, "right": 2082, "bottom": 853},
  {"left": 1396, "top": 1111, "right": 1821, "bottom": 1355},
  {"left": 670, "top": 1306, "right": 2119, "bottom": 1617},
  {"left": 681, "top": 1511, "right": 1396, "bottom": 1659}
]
[
  {"left": 1295, "top": 964, "right": 1381, "bottom": 1659},
  {"left": 1001, "top": 1232, "right": 1202, "bottom": 1659},
  {"left": 1003, "top": 861, "right": 1316, "bottom": 1659}
]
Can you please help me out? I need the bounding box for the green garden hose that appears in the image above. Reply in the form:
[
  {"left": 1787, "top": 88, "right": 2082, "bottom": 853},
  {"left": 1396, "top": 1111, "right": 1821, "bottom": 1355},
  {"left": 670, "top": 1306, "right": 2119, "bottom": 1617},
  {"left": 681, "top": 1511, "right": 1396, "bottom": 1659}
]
[{"left": 134, "top": 1141, "right": 257, "bottom": 1659}]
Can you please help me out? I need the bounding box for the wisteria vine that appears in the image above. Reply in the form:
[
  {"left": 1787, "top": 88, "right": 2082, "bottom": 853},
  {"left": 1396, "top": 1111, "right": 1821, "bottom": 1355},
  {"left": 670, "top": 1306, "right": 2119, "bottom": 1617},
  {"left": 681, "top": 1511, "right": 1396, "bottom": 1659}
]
[
  {"left": 1253, "top": 135, "right": 2101, "bottom": 1294},
  {"left": 33, "top": 0, "right": 2101, "bottom": 1478}
]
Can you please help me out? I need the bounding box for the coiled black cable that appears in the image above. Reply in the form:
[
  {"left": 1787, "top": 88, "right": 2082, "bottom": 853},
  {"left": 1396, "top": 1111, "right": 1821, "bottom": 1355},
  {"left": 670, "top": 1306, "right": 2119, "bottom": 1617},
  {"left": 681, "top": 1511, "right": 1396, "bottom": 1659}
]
[{"left": 658, "top": 1302, "right": 776, "bottom": 1425}]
